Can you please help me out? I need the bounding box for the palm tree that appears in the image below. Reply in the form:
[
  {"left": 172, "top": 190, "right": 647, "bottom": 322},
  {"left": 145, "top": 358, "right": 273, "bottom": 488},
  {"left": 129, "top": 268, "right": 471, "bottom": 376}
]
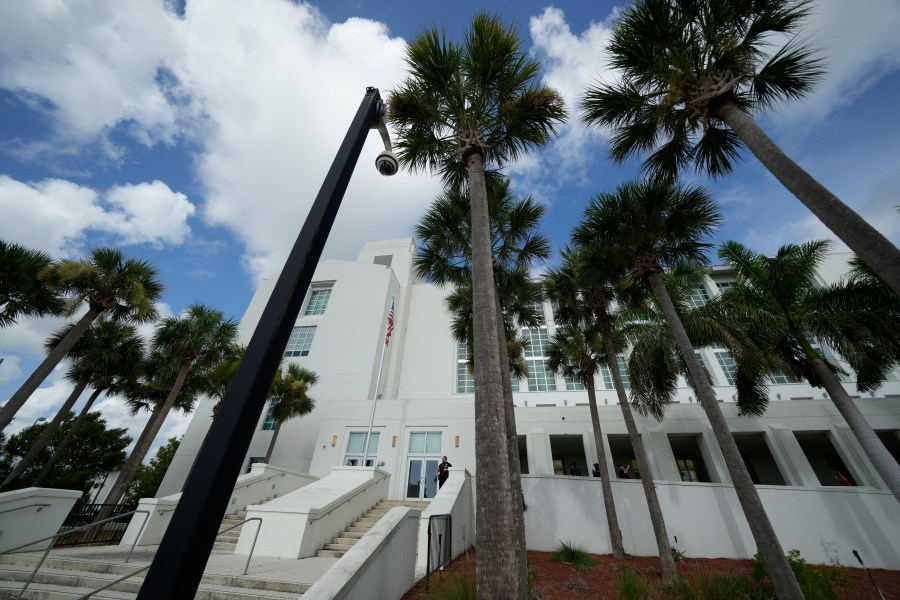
[
  {"left": 716, "top": 239, "right": 900, "bottom": 501},
  {"left": 392, "top": 21, "right": 564, "bottom": 590},
  {"left": 414, "top": 176, "right": 549, "bottom": 594},
  {"left": 0, "top": 247, "right": 162, "bottom": 432},
  {"left": 545, "top": 247, "right": 678, "bottom": 579},
  {"left": 573, "top": 179, "right": 804, "bottom": 599},
  {"left": 0, "top": 240, "right": 64, "bottom": 328},
  {"left": 31, "top": 323, "right": 145, "bottom": 488},
  {"left": 104, "top": 304, "right": 237, "bottom": 504},
  {"left": 580, "top": 0, "right": 900, "bottom": 295},
  {"left": 2, "top": 320, "right": 144, "bottom": 487},
  {"left": 263, "top": 364, "right": 317, "bottom": 463},
  {"left": 209, "top": 344, "right": 247, "bottom": 418},
  {"left": 544, "top": 318, "right": 625, "bottom": 559}
]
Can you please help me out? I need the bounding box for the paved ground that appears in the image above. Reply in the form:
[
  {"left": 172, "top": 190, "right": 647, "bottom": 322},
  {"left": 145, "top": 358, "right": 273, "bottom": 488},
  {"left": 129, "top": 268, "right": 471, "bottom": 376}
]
[{"left": 43, "top": 544, "right": 338, "bottom": 584}]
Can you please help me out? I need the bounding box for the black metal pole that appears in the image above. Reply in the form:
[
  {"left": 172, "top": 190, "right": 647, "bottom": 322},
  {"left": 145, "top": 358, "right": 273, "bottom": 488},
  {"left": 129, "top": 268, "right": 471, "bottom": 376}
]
[{"left": 137, "top": 87, "right": 384, "bottom": 599}]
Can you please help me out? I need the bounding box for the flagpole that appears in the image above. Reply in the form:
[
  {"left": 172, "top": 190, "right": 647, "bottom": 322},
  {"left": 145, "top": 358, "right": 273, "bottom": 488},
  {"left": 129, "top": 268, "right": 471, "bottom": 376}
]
[{"left": 363, "top": 296, "right": 393, "bottom": 466}]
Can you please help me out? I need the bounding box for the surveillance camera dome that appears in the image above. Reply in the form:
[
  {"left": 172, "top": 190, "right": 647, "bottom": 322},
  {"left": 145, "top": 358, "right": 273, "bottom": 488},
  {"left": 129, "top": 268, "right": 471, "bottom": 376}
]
[{"left": 375, "top": 150, "right": 399, "bottom": 176}]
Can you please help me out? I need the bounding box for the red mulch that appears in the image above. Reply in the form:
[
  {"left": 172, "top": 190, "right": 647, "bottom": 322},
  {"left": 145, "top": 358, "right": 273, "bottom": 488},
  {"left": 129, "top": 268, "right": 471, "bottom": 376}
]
[{"left": 403, "top": 549, "right": 900, "bottom": 599}]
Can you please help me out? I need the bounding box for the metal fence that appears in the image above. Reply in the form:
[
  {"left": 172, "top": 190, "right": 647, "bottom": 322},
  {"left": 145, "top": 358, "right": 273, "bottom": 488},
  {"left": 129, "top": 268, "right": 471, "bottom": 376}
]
[
  {"left": 53, "top": 502, "right": 137, "bottom": 547},
  {"left": 425, "top": 514, "right": 452, "bottom": 591}
]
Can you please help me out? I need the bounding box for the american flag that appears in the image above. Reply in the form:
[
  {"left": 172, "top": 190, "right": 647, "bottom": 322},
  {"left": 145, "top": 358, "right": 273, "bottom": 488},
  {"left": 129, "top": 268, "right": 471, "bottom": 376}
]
[{"left": 384, "top": 299, "right": 395, "bottom": 347}]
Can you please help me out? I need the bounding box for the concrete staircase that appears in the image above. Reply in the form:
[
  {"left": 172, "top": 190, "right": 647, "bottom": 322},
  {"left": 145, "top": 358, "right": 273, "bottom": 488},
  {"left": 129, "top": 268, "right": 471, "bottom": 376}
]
[
  {"left": 213, "top": 496, "right": 276, "bottom": 552},
  {"left": 0, "top": 553, "right": 310, "bottom": 599},
  {"left": 316, "top": 499, "right": 430, "bottom": 559}
]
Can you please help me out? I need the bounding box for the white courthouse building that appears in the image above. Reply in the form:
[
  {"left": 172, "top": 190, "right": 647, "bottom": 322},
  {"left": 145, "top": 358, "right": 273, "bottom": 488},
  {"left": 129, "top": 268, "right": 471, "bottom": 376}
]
[{"left": 157, "top": 237, "right": 900, "bottom": 568}]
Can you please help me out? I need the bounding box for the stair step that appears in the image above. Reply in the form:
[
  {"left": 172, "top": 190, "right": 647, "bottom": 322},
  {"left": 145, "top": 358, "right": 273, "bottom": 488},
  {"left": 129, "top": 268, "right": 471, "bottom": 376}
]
[{"left": 315, "top": 550, "right": 344, "bottom": 558}]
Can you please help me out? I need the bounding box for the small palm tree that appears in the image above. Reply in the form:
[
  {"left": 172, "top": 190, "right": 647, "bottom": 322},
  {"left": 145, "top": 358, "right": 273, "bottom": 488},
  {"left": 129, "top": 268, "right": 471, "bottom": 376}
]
[
  {"left": 545, "top": 247, "right": 678, "bottom": 579},
  {"left": 716, "top": 240, "right": 900, "bottom": 500},
  {"left": 580, "top": 0, "right": 900, "bottom": 295},
  {"left": 209, "top": 344, "right": 247, "bottom": 418},
  {"left": 2, "top": 320, "right": 144, "bottom": 487},
  {"left": 0, "top": 247, "right": 162, "bottom": 432},
  {"left": 0, "top": 239, "right": 64, "bottom": 328},
  {"left": 263, "top": 364, "right": 317, "bottom": 463},
  {"left": 544, "top": 318, "right": 626, "bottom": 559},
  {"left": 104, "top": 304, "right": 237, "bottom": 504},
  {"left": 573, "top": 179, "right": 804, "bottom": 599}
]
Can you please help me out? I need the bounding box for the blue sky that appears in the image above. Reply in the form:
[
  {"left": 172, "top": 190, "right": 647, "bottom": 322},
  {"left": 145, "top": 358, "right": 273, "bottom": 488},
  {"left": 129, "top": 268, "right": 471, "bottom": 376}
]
[{"left": 1, "top": 0, "right": 899, "bottom": 455}]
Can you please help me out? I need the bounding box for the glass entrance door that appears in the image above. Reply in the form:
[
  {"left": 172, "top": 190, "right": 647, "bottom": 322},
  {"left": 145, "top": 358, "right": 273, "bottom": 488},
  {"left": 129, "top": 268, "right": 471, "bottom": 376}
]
[{"left": 405, "top": 432, "right": 442, "bottom": 499}]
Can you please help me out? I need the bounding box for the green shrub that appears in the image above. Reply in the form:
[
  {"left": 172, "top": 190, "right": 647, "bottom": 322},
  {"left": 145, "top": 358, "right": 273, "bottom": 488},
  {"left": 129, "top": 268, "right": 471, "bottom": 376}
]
[
  {"left": 671, "top": 545, "right": 687, "bottom": 562},
  {"left": 550, "top": 540, "right": 595, "bottom": 568},
  {"left": 429, "top": 570, "right": 475, "bottom": 600},
  {"left": 617, "top": 565, "right": 654, "bottom": 600},
  {"left": 667, "top": 570, "right": 756, "bottom": 600},
  {"left": 751, "top": 549, "right": 848, "bottom": 600}
]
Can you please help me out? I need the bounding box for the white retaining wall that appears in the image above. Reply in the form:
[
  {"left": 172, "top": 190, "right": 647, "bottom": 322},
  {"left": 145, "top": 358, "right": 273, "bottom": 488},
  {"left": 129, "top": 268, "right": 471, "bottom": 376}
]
[
  {"left": 237, "top": 466, "right": 389, "bottom": 558},
  {"left": 303, "top": 506, "right": 420, "bottom": 600},
  {"left": 120, "top": 463, "right": 317, "bottom": 546},
  {"left": 522, "top": 475, "right": 900, "bottom": 569},
  {"left": 414, "top": 469, "right": 474, "bottom": 578},
  {"left": 0, "top": 488, "right": 82, "bottom": 552}
]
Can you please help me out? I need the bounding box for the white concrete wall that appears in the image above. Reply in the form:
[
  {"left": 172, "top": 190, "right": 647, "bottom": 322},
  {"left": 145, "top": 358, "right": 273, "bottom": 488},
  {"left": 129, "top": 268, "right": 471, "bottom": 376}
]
[
  {"left": 121, "top": 463, "right": 317, "bottom": 546},
  {"left": 522, "top": 475, "right": 900, "bottom": 569},
  {"left": 414, "top": 469, "right": 475, "bottom": 578},
  {"left": 0, "top": 488, "right": 82, "bottom": 552},
  {"left": 303, "top": 506, "right": 421, "bottom": 600},
  {"left": 237, "top": 467, "right": 389, "bottom": 558}
]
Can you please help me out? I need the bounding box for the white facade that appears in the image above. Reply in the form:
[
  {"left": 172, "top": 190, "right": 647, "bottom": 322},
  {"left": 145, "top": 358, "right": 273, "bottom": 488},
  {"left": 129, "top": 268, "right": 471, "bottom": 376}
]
[{"left": 159, "top": 238, "right": 900, "bottom": 539}]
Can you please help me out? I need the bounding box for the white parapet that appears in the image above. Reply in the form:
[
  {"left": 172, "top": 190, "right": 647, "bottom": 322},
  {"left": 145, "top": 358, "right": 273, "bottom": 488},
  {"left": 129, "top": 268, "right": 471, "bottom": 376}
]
[
  {"left": 302, "top": 506, "right": 421, "bottom": 600},
  {"left": 236, "top": 466, "right": 390, "bottom": 559},
  {"left": 414, "top": 468, "right": 474, "bottom": 579},
  {"left": 120, "top": 463, "right": 318, "bottom": 547},
  {"left": 0, "top": 487, "right": 82, "bottom": 552},
  {"left": 521, "top": 475, "right": 900, "bottom": 570}
]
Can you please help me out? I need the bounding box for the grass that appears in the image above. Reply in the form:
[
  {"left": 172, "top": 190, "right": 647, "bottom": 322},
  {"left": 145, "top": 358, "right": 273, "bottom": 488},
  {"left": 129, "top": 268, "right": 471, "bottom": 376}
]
[{"left": 549, "top": 540, "right": 595, "bottom": 569}]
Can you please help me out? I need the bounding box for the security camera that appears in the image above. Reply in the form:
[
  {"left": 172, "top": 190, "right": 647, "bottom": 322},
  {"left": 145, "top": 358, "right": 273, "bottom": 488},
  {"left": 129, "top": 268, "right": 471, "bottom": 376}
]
[{"left": 375, "top": 150, "right": 399, "bottom": 176}]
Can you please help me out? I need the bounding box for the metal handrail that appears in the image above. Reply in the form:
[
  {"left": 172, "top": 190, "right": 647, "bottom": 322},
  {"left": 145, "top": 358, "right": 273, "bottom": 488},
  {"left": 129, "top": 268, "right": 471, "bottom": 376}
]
[
  {"left": 215, "top": 517, "right": 264, "bottom": 576},
  {"left": 231, "top": 471, "right": 286, "bottom": 491},
  {"left": 10, "top": 509, "right": 149, "bottom": 600},
  {"left": 0, "top": 503, "right": 51, "bottom": 516},
  {"left": 308, "top": 474, "right": 388, "bottom": 524},
  {"left": 77, "top": 564, "right": 151, "bottom": 599}
]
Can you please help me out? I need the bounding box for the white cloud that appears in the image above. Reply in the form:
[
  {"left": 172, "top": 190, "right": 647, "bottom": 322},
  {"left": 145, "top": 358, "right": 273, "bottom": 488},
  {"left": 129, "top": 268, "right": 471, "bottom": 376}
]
[
  {"left": 0, "top": 0, "right": 184, "bottom": 151},
  {"left": 0, "top": 176, "right": 195, "bottom": 255},
  {"left": 769, "top": 0, "right": 900, "bottom": 128}
]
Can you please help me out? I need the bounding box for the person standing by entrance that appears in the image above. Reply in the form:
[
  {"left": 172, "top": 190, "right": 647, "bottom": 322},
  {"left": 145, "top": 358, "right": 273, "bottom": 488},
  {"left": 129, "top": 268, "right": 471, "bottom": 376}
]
[{"left": 436, "top": 456, "right": 452, "bottom": 488}]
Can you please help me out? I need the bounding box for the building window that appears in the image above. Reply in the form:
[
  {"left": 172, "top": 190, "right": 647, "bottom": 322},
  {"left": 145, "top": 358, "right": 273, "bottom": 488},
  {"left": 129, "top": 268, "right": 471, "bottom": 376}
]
[
  {"left": 526, "top": 359, "right": 556, "bottom": 391},
  {"left": 600, "top": 357, "right": 630, "bottom": 390},
  {"left": 770, "top": 371, "right": 798, "bottom": 384},
  {"left": 345, "top": 431, "right": 380, "bottom": 466},
  {"left": 528, "top": 301, "right": 547, "bottom": 326},
  {"left": 304, "top": 288, "right": 332, "bottom": 316},
  {"left": 284, "top": 326, "right": 316, "bottom": 357},
  {"left": 714, "top": 351, "right": 738, "bottom": 385},
  {"left": 694, "top": 352, "right": 715, "bottom": 385},
  {"left": 688, "top": 286, "right": 711, "bottom": 308},
  {"left": 510, "top": 373, "right": 520, "bottom": 392},
  {"left": 565, "top": 375, "right": 585, "bottom": 391},
  {"left": 457, "top": 343, "right": 474, "bottom": 394},
  {"left": 715, "top": 281, "right": 734, "bottom": 292},
  {"left": 261, "top": 401, "right": 277, "bottom": 430},
  {"left": 523, "top": 327, "right": 550, "bottom": 358}
]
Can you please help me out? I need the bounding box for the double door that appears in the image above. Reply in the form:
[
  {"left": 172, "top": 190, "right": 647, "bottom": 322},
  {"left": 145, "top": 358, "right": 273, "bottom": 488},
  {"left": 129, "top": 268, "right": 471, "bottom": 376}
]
[{"left": 405, "top": 432, "right": 442, "bottom": 499}]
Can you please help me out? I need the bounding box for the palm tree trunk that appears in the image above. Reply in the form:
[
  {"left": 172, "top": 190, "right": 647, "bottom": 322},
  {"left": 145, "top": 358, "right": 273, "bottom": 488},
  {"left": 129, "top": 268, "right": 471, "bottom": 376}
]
[
  {"left": 0, "top": 308, "right": 100, "bottom": 433},
  {"left": 2, "top": 378, "right": 89, "bottom": 487},
  {"left": 809, "top": 359, "right": 900, "bottom": 501},
  {"left": 720, "top": 104, "right": 900, "bottom": 296},
  {"left": 467, "top": 150, "right": 520, "bottom": 599},
  {"left": 105, "top": 360, "right": 193, "bottom": 504},
  {"left": 648, "top": 272, "right": 804, "bottom": 599},
  {"left": 32, "top": 386, "right": 104, "bottom": 487},
  {"left": 585, "top": 373, "right": 625, "bottom": 559},
  {"left": 493, "top": 291, "right": 528, "bottom": 599},
  {"left": 264, "top": 420, "right": 282, "bottom": 464},
  {"left": 598, "top": 311, "right": 677, "bottom": 579}
]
